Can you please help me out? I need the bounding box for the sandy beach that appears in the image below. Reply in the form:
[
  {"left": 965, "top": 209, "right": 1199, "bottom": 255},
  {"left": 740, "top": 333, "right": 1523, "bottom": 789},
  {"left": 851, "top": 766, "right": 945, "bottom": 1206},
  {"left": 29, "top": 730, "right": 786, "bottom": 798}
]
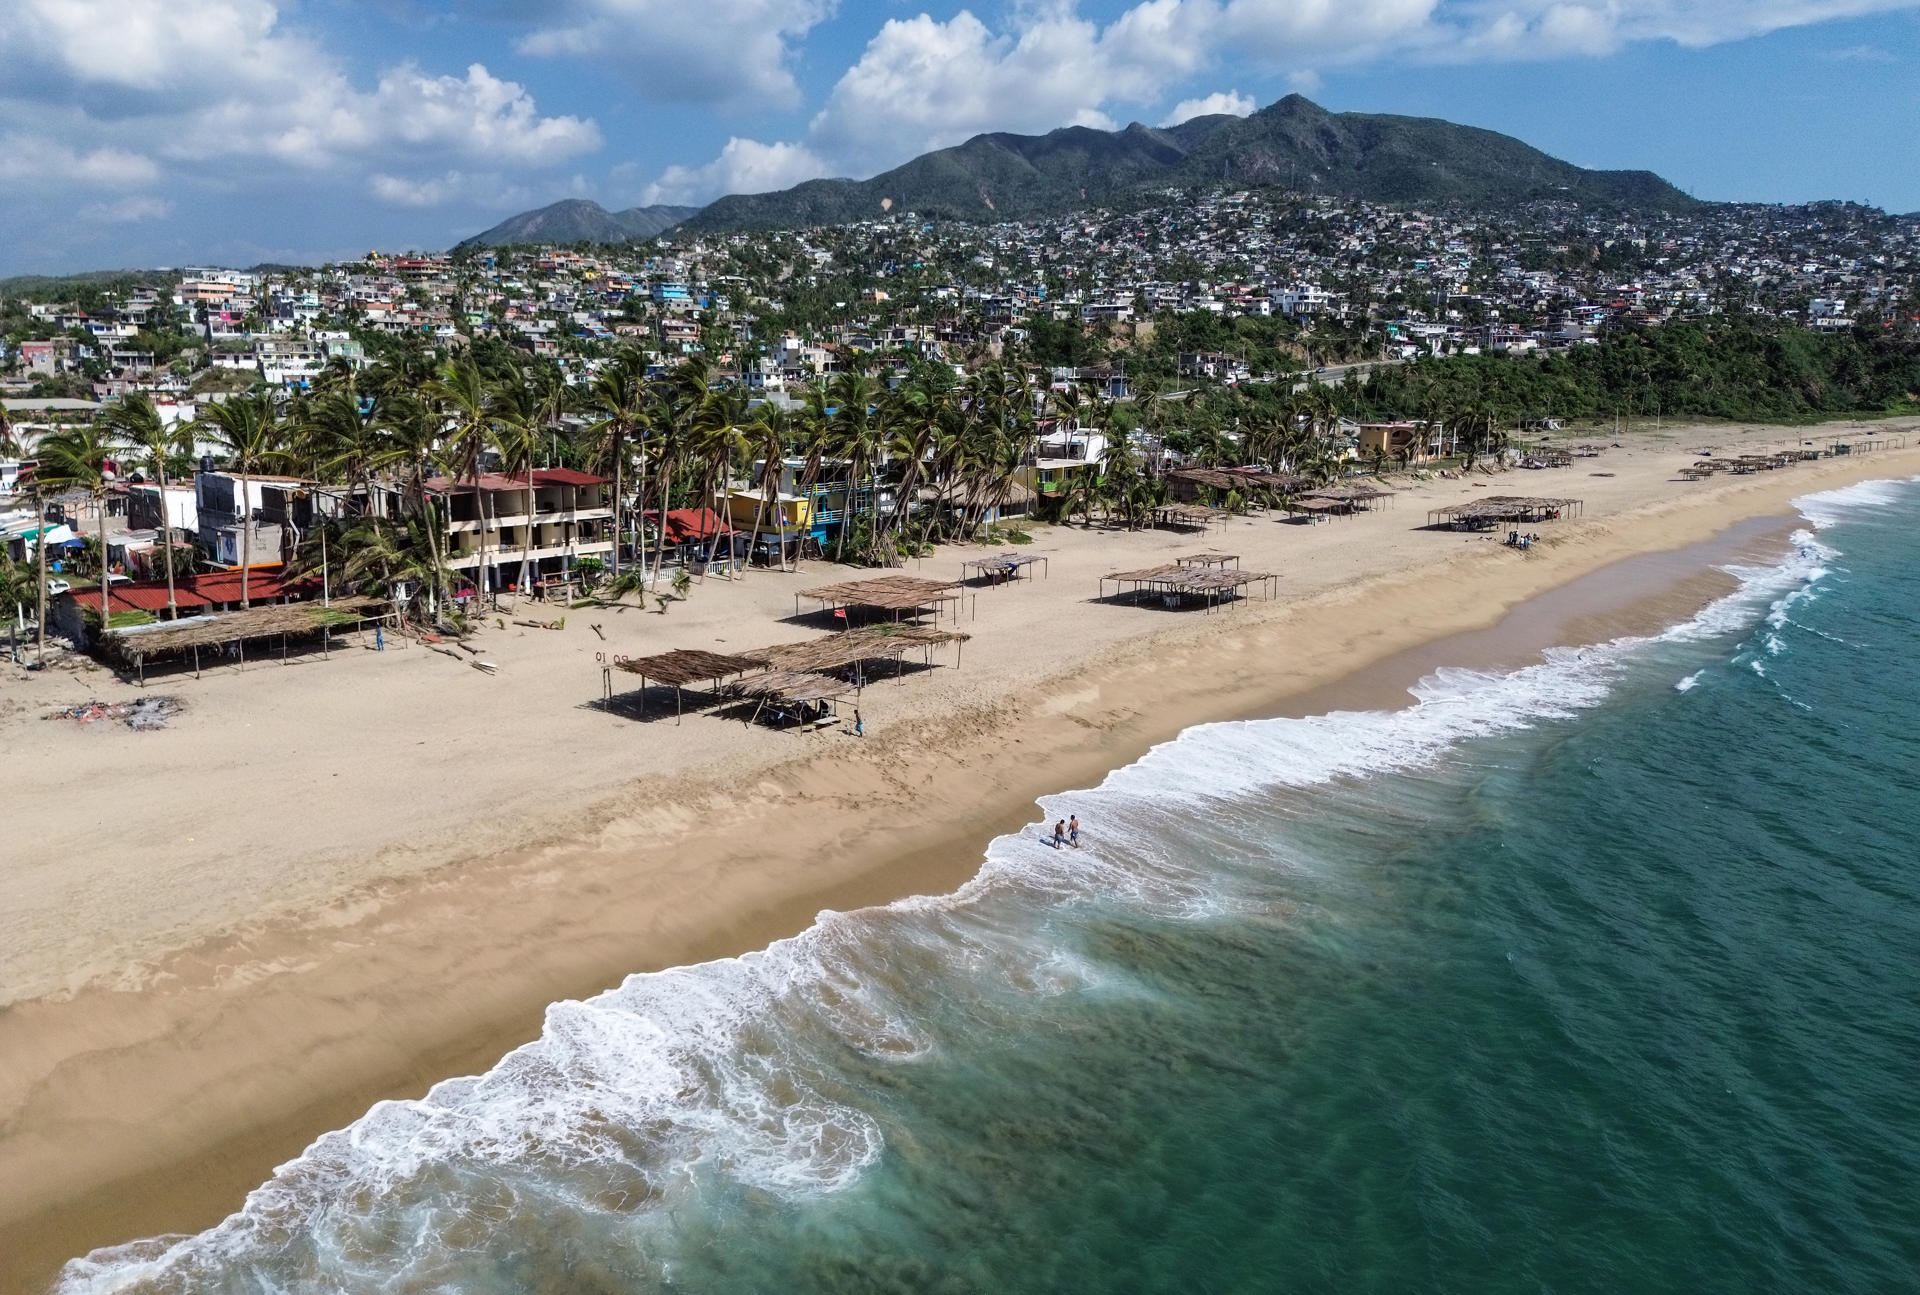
[{"left": 4, "top": 416, "right": 1918, "bottom": 1292}]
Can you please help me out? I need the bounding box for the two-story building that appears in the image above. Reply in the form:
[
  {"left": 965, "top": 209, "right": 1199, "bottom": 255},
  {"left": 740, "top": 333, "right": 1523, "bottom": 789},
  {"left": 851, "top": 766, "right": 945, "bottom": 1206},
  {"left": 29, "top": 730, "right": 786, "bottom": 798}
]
[{"left": 420, "top": 468, "right": 615, "bottom": 595}]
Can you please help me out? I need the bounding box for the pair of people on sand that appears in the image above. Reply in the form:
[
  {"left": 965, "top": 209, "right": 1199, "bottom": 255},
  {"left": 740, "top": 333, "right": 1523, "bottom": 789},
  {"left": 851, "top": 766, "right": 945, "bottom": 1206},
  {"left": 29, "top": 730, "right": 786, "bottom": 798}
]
[{"left": 1050, "top": 815, "right": 1080, "bottom": 849}]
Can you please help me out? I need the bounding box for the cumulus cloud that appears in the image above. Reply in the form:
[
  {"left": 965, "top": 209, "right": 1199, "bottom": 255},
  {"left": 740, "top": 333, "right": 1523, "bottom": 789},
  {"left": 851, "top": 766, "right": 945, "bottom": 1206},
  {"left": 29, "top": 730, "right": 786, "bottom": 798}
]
[
  {"left": 0, "top": 136, "right": 161, "bottom": 188},
  {"left": 643, "top": 138, "right": 832, "bottom": 205},
  {"left": 0, "top": 0, "right": 599, "bottom": 201},
  {"left": 1433, "top": 0, "right": 1920, "bottom": 59},
  {"left": 1161, "top": 89, "right": 1256, "bottom": 125},
  {"left": 78, "top": 196, "right": 174, "bottom": 224},
  {"left": 644, "top": 0, "right": 1920, "bottom": 206},
  {"left": 515, "top": 0, "right": 835, "bottom": 109}
]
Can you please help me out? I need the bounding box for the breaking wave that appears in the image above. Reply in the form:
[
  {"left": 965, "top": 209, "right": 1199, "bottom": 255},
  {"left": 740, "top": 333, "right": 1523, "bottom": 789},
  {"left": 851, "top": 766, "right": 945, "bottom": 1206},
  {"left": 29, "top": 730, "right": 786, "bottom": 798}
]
[{"left": 56, "top": 477, "right": 1914, "bottom": 1294}]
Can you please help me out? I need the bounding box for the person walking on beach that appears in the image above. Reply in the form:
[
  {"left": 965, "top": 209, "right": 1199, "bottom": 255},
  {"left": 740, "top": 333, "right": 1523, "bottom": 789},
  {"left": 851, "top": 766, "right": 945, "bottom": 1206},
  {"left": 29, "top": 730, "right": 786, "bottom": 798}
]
[
  {"left": 1068, "top": 815, "right": 1080, "bottom": 848},
  {"left": 853, "top": 708, "right": 864, "bottom": 737},
  {"left": 1051, "top": 820, "right": 1067, "bottom": 849}
]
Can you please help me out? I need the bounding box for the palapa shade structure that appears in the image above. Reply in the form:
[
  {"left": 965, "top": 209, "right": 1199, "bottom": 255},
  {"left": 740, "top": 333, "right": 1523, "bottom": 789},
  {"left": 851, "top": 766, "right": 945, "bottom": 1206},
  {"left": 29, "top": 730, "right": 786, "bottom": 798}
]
[
  {"left": 1163, "top": 466, "right": 1310, "bottom": 502},
  {"left": 1099, "top": 563, "right": 1277, "bottom": 611},
  {"left": 107, "top": 595, "right": 387, "bottom": 684},
  {"left": 1427, "top": 496, "right": 1584, "bottom": 530},
  {"left": 741, "top": 622, "right": 969, "bottom": 675},
  {"left": 959, "top": 552, "right": 1048, "bottom": 585},
  {"left": 729, "top": 670, "right": 858, "bottom": 729},
  {"left": 1283, "top": 483, "right": 1394, "bottom": 519},
  {"left": 609, "top": 648, "right": 758, "bottom": 723},
  {"left": 1150, "top": 503, "right": 1228, "bottom": 532},
  {"left": 795, "top": 574, "right": 964, "bottom": 623},
  {"left": 1177, "top": 551, "right": 1239, "bottom": 569}
]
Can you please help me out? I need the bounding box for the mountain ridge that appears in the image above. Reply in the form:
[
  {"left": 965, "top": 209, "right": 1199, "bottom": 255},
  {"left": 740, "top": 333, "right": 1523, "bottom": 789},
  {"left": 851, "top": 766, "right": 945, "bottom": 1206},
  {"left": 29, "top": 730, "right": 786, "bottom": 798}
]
[
  {"left": 686, "top": 96, "right": 1695, "bottom": 232},
  {"left": 454, "top": 200, "right": 703, "bottom": 250},
  {"left": 458, "top": 97, "right": 1699, "bottom": 248}
]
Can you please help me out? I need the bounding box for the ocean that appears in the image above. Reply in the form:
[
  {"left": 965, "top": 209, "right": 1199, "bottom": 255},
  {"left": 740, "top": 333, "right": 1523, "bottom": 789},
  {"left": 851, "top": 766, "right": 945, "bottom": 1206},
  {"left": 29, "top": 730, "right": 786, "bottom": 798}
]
[{"left": 60, "top": 478, "right": 1920, "bottom": 1294}]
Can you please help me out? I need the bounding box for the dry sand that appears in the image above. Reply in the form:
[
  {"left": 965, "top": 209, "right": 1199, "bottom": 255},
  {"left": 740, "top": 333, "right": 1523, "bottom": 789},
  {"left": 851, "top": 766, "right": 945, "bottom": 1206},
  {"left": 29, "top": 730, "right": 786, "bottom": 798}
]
[{"left": 3, "top": 417, "right": 1917, "bottom": 1291}]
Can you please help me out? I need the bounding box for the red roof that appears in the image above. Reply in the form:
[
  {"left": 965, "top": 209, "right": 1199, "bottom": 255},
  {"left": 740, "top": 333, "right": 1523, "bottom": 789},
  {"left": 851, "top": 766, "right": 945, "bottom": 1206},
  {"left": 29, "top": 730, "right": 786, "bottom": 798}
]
[
  {"left": 60, "top": 585, "right": 213, "bottom": 615},
  {"left": 188, "top": 566, "right": 320, "bottom": 602},
  {"left": 63, "top": 565, "right": 320, "bottom": 611},
  {"left": 426, "top": 468, "right": 609, "bottom": 492},
  {"left": 646, "top": 507, "right": 732, "bottom": 544},
  {"left": 531, "top": 467, "right": 608, "bottom": 487}
]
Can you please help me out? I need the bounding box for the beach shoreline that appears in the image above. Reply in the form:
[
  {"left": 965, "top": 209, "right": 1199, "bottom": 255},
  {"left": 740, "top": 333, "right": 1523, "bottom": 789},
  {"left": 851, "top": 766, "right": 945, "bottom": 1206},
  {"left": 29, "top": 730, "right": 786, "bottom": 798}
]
[{"left": 4, "top": 425, "right": 1918, "bottom": 1292}]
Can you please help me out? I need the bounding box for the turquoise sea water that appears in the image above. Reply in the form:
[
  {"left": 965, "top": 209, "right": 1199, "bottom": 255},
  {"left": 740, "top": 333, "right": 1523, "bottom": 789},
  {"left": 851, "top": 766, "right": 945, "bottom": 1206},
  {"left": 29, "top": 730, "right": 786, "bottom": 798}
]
[{"left": 62, "top": 478, "right": 1920, "bottom": 1294}]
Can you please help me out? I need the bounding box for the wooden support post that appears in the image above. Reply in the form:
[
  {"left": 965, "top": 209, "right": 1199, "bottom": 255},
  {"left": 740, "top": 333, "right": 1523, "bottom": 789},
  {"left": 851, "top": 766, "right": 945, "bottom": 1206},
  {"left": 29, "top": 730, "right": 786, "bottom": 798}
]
[{"left": 193, "top": 643, "right": 200, "bottom": 679}]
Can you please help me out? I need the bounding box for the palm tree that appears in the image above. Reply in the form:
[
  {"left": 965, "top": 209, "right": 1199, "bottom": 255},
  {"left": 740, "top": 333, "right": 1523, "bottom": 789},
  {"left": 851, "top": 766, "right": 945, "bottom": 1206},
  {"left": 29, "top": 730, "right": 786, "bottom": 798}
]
[
  {"left": 194, "top": 393, "right": 285, "bottom": 609},
  {"left": 0, "top": 556, "right": 34, "bottom": 661},
  {"left": 827, "top": 371, "right": 885, "bottom": 562},
  {"left": 887, "top": 366, "right": 952, "bottom": 538},
  {"left": 744, "top": 403, "right": 792, "bottom": 572},
  {"left": 491, "top": 375, "right": 543, "bottom": 595},
  {"left": 426, "top": 357, "right": 498, "bottom": 604},
  {"left": 332, "top": 512, "right": 450, "bottom": 622},
  {"left": 298, "top": 387, "right": 391, "bottom": 519},
  {"left": 36, "top": 425, "right": 117, "bottom": 634},
  {"left": 584, "top": 353, "right": 648, "bottom": 580},
  {"left": 101, "top": 393, "right": 186, "bottom": 620},
  {"left": 689, "top": 385, "right": 750, "bottom": 574},
  {"left": 379, "top": 394, "right": 450, "bottom": 616}
]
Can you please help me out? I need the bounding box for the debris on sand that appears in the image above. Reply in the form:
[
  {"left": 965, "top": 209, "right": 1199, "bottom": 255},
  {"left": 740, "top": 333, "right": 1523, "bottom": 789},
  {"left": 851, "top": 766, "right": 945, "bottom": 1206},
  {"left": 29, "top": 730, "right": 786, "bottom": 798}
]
[{"left": 44, "top": 696, "right": 184, "bottom": 730}]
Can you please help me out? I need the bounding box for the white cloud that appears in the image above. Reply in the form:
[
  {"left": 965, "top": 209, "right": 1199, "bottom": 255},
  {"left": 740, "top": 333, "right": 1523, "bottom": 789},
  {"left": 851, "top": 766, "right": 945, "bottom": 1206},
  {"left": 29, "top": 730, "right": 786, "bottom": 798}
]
[
  {"left": 643, "top": 138, "right": 831, "bottom": 205},
  {"left": 515, "top": 0, "right": 835, "bottom": 108},
  {"left": 647, "top": 0, "right": 1920, "bottom": 207},
  {"left": 806, "top": 10, "right": 1125, "bottom": 173},
  {"left": 369, "top": 170, "right": 595, "bottom": 211},
  {"left": 78, "top": 196, "right": 174, "bottom": 224},
  {"left": 0, "top": 136, "right": 160, "bottom": 188},
  {"left": 1161, "top": 89, "right": 1256, "bottom": 125},
  {"left": 1435, "top": 0, "right": 1920, "bottom": 59},
  {"left": 0, "top": 0, "right": 600, "bottom": 201},
  {"left": 3, "top": 0, "right": 308, "bottom": 94},
  {"left": 1819, "top": 42, "right": 1897, "bottom": 60}
]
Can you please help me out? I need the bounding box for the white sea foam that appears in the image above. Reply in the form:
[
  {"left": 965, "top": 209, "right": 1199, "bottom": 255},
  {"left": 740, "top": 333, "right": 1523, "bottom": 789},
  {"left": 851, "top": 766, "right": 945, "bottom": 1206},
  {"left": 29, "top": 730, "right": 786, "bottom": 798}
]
[
  {"left": 1792, "top": 474, "right": 1920, "bottom": 530},
  {"left": 1675, "top": 672, "right": 1703, "bottom": 693},
  {"left": 56, "top": 475, "right": 1914, "bottom": 1294}
]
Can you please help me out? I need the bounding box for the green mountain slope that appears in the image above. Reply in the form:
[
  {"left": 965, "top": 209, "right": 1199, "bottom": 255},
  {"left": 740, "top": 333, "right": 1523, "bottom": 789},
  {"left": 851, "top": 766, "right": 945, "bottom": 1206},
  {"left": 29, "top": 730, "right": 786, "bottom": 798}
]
[
  {"left": 454, "top": 200, "right": 703, "bottom": 250},
  {"left": 686, "top": 96, "right": 1694, "bottom": 232}
]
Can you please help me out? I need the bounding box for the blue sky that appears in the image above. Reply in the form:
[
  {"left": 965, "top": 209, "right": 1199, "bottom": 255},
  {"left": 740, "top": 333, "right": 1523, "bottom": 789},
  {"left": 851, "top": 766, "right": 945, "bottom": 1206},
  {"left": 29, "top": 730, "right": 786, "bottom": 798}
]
[{"left": 1, "top": 1, "right": 1916, "bottom": 274}]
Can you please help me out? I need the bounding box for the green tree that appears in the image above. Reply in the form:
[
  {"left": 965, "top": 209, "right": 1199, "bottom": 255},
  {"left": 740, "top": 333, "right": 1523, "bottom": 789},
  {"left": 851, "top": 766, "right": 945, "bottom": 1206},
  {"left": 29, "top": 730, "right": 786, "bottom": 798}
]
[
  {"left": 35, "top": 424, "right": 116, "bottom": 633},
  {"left": 101, "top": 393, "right": 188, "bottom": 620},
  {"left": 194, "top": 394, "right": 287, "bottom": 608}
]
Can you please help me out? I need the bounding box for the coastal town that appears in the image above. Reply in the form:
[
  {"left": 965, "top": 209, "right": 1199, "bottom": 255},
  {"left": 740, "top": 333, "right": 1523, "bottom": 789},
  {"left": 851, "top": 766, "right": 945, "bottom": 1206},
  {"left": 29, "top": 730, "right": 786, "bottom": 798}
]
[
  {"left": 9, "top": 0, "right": 1920, "bottom": 1280},
  {"left": 4, "top": 188, "right": 1916, "bottom": 658},
  {"left": 5, "top": 190, "right": 1915, "bottom": 412}
]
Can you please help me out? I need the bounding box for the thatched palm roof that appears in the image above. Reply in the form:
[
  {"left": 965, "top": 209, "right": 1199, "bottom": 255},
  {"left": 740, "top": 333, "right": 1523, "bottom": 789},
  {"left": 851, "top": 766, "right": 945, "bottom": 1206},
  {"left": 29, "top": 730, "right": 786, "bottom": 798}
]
[
  {"left": 611, "top": 649, "right": 758, "bottom": 687},
  {"left": 798, "top": 575, "right": 961, "bottom": 611},
  {"left": 741, "top": 624, "right": 969, "bottom": 672}
]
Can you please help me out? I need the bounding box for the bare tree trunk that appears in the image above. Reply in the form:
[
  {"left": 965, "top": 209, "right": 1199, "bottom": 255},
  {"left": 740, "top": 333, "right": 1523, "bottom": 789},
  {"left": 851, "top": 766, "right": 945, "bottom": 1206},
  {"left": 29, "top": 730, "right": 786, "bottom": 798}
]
[
  {"left": 745, "top": 472, "right": 771, "bottom": 575},
  {"left": 98, "top": 488, "right": 110, "bottom": 634},
  {"left": 475, "top": 484, "right": 491, "bottom": 609},
  {"left": 239, "top": 469, "right": 252, "bottom": 609},
  {"left": 35, "top": 494, "right": 48, "bottom": 663},
  {"left": 701, "top": 464, "right": 727, "bottom": 576},
  {"left": 524, "top": 476, "right": 536, "bottom": 598},
  {"left": 159, "top": 462, "right": 178, "bottom": 620},
  {"left": 610, "top": 435, "right": 623, "bottom": 579},
  {"left": 649, "top": 453, "right": 671, "bottom": 590}
]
